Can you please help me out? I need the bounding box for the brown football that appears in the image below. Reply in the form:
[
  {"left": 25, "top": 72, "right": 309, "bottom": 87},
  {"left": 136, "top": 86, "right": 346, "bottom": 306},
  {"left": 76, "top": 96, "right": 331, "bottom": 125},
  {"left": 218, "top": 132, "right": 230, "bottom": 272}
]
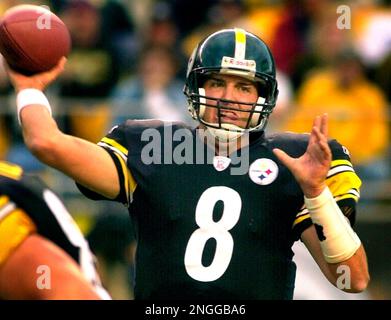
[{"left": 0, "top": 4, "right": 71, "bottom": 75}]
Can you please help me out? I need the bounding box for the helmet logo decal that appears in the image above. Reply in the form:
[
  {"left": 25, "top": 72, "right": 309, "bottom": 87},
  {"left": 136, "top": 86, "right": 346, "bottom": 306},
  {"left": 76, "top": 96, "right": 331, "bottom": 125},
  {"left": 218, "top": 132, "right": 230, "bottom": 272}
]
[
  {"left": 213, "top": 156, "right": 231, "bottom": 171},
  {"left": 221, "top": 56, "right": 256, "bottom": 73},
  {"left": 248, "top": 158, "right": 279, "bottom": 185}
]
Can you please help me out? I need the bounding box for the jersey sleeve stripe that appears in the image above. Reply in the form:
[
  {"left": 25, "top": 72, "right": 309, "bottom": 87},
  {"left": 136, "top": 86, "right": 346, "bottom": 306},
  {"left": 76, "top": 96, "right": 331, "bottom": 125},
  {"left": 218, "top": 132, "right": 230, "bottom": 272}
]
[
  {"left": 0, "top": 195, "right": 10, "bottom": 211},
  {"left": 293, "top": 159, "right": 361, "bottom": 237},
  {"left": 99, "top": 137, "right": 128, "bottom": 158},
  {"left": 292, "top": 189, "right": 360, "bottom": 229},
  {"left": 335, "top": 193, "right": 359, "bottom": 203},
  {"left": 295, "top": 207, "right": 309, "bottom": 217},
  {"left": 112, "top": 152, "right": 137, "bottom": 204},
  {"left": 326, "top": 171, "right": 362, "bottom": 195},
  {"left": 0, "top": 163, "right": 23, "bottom": 180},
  {"left": 334, "top": 188, "right": 360, "bottom": 199},
  {"left": 327, "top": 165, "right": 355, "bottom": 178},
  {"left": 330, "top": 159, "right": 353, "bottom": 168},
  {"left": 292, "top": 213, "right": 310, "bottom": 228},
  {"left": 98, "top": 142, "right": 128, "bottom": 162},
  {"left": 113, "top": 152, "right": 129, "bottom": 199},
  {"left": 0, "top": 200, "right": 16, "bottom": 221},
  {"left": 98, "top": 142, "right": 128, "bottom": 161},
  {"left": 0, "top": 209, "right": 37, "bottom": 266}
]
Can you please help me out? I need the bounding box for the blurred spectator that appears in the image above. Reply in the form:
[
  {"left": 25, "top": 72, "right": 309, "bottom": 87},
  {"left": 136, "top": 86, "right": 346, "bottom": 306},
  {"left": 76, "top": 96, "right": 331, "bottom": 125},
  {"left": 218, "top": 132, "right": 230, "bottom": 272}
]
[
  {"left": 0, "top": 57, "right": 11, "bottom": 160},
  {"left": 350, "top": 3, "right": 391, "bottom": 103},
  {"left": 144, "top": 1, "right": 179, "bottom": 47},
  {"left": 55, "top": 0, "right": 133, "bottom": 142},
  {"left": 242, "top": 2, "right": 284, "bottom": 47},
  {"left": 270, "top": 0, "right": 314, "bottom": 76},
  {"left": 99, "top": 0, "right": 137, "bottom": 75},
  {"left": 266, "top": 71, "right": 294, "bottom": 134},
  {"left": 284, "top": 51, "right": 389, "bottom": 180},
  {"left": 352, "top": 3, "right": 391, "bottom": 68},
  {"left": 376, "top": 53, "right": 391, "bottom": 103},
  {"left": 140, "top": 1, "right": 187, "bottom": 76},
  {"left": 49, "top": 0, "right": 67, "bottom": 12},
  {"left": 289, "top": 2, "right": 355, "bottom": 90},
  {"left": 59, "top": 0, "right": 120, "bottom": 98},
  {"left": 0, "top": 118, "right": 9, "bottom": 160},
  {"left": 181, "top": 0, "right": 248, "bottom": 57},
  {"left": 87, "top": 204, "right": 136, "bottom": 300},
  {"left": 0, "top": 1, "right": 17, "bottom": 15},
  {"left": 110, "top": 45, "right": 193, "bottom": 125},
  {"left": 170, "top": 0, "right": 215, "bottom": 38}
]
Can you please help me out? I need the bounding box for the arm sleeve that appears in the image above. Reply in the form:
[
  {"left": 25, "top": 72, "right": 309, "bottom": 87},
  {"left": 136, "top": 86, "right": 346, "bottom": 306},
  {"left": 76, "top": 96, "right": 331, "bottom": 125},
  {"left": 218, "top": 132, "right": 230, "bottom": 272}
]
[
  {"left": 292, "top": 140, "right": 362, "bottom": 240},
  {"left": 76, "top": 123, "right": 137, "bottom": 206}
]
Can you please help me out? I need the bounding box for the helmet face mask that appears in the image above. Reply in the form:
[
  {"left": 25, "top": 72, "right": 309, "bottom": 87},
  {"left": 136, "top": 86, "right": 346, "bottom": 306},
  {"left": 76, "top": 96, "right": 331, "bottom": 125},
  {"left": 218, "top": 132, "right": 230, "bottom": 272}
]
[{"left": 184, "top": 28, "right": 279, "bottom": 139}]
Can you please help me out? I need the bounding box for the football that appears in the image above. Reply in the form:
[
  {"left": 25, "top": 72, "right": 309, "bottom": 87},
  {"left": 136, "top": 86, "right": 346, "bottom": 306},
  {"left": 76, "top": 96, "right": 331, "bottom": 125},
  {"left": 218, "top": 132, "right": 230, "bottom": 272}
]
[{"left": 0, "top": 4, "right": 71, "bottom": 75}]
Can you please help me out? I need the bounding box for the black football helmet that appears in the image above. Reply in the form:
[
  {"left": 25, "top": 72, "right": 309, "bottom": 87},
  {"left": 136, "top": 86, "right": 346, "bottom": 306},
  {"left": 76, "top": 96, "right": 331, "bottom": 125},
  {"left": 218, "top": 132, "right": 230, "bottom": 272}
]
[{"left": 184, "top": 28, "right": 278, "bottom": 139}]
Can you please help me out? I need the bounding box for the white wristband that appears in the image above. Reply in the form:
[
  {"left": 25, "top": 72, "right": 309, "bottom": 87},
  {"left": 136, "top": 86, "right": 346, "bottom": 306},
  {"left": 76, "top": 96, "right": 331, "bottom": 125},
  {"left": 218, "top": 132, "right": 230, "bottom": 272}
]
[
  {"left": 304, "top": 187, "right": 361, "bottom": 263},
  {"left": 16, "top": 89, "right": 52, "bottom": 125}
]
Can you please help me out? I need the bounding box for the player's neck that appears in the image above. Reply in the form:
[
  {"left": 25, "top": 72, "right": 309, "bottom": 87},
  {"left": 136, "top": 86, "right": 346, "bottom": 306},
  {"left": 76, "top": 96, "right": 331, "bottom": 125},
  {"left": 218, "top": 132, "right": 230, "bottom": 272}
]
[{"left": 196, "top": 124, "right": 251, "bottom": 157}]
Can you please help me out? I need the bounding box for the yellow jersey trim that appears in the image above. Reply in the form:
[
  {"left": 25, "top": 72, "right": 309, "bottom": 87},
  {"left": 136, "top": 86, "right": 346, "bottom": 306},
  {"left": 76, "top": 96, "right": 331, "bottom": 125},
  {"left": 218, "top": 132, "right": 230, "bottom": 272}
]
[
  {"left": 113, "top": 153, "right": 137, "bottom": 201},
  {"left": 330, "top": 159, "right": 353, "bottom": 168},
  {"left": 0, "top": 195, "right": 10, "bottom": 211},
  {"left": 292, "top": 213, "right": 310, "bottom": 228},
  {"left": 0, "top": 161, "right": 23, "bottom": 181},
  {"left": 0, "top": 209, "right": 36, "bottom": 266},
  {"left": 100, "top": 137, "right": 128, "bottom": 157}
]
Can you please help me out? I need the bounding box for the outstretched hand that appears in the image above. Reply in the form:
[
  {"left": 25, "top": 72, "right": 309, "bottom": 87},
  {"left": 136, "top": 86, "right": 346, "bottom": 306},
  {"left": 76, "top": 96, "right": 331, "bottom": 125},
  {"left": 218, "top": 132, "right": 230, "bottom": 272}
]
[
  {"left": 273, "top": 114, "right": 332, "bottom": 198},
  {"left": 4, "top": 56, "right": 67, "bottom": 92}
]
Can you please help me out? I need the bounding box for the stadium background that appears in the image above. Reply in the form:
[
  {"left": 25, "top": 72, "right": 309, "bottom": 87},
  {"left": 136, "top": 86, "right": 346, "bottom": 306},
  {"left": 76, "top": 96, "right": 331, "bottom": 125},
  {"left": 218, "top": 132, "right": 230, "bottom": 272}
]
[{"left": 0, "top": 0, "right": 390, "bottom": 299}]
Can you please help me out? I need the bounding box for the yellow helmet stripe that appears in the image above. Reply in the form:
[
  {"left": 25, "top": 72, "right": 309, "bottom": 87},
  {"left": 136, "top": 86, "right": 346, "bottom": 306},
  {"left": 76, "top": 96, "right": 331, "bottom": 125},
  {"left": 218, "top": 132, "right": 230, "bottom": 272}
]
[{"left": 234, "top": 28, "right": 246, "bottom": 60}]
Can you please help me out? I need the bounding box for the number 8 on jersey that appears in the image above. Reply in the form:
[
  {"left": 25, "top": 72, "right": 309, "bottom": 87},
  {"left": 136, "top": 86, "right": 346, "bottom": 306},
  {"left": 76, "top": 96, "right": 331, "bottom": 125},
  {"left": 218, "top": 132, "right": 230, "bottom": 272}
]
[{"left": 184, "top": 186, "right": 242, "bottom": 282}]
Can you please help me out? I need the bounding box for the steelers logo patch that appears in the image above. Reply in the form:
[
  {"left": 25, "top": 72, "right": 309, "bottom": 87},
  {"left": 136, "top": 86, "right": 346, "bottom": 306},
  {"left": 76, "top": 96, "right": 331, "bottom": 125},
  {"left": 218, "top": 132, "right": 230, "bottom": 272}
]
[{"left": 249, "top": 158, "right": 279, "bottom": 185}]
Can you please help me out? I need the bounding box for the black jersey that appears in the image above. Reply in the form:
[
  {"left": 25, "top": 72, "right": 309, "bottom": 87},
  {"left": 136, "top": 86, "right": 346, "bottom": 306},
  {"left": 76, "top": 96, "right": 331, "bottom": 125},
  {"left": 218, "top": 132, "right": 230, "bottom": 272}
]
[
  {"left": 0, "top": 161, "right": 110, "bottom": 299},
  {"left": 78, "top": 120, "right": 361, "bottom": 300}
]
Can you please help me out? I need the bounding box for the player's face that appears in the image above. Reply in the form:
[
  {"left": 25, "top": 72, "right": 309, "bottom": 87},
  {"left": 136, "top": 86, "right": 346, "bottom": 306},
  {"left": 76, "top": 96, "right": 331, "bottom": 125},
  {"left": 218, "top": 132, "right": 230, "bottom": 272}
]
[{"left": 202, "top": 74, "right": 259, "bottom": 129}]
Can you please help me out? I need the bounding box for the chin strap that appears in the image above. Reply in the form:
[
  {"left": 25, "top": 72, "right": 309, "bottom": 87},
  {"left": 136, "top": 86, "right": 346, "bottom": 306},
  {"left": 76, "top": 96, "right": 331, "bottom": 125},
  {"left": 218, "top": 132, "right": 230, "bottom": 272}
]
[{"left": 204, "top": 123, "right": 245, "bottom": 141}]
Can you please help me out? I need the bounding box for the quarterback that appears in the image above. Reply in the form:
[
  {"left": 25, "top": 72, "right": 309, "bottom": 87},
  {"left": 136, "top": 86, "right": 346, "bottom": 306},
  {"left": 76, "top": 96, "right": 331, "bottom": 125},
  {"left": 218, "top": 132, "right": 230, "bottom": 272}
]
[{"left": 6, "top": 28, "right": 369, "bottom": 299}]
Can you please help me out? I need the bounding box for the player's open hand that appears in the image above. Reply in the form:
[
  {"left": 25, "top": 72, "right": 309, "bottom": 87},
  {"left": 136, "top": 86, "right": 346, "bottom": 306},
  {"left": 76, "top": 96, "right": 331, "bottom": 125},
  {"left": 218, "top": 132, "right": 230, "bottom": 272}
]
[
  {"left": 4, "top": 57, "right": 67, "bottom": 92},
  {"left": 273, "top": 114, "right": 332, "bottom": 198}
]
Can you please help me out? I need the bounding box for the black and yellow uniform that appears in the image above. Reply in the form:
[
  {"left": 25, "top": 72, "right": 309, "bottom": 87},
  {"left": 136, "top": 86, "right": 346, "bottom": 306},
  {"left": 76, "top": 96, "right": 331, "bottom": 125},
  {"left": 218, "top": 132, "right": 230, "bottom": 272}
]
[
  {"left": 78, "top": 120, "right": 361, "bottom": 300},
  {"left": 0, "top": 161, "right": 109, "bottom": 299}
]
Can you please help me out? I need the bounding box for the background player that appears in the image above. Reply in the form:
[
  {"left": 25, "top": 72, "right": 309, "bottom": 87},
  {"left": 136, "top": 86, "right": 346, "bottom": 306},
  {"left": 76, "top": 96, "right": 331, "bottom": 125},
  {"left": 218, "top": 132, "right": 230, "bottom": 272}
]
[
  {"left": 0, "top": 160, "right": 110, "bottom": 299},
  {"left": 5, "top": 28, "right": 369, "bottom": 299}
]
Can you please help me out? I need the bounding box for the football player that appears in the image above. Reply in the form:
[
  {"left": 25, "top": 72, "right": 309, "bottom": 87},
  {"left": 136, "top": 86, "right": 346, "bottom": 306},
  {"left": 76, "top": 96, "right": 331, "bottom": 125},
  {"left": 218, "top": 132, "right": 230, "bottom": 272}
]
[
  {"left": 6, "top": 28, "right": 369, "bottom": 299},
  {"left": 0, "top": 161, "right": 110, "bottom": 299}
]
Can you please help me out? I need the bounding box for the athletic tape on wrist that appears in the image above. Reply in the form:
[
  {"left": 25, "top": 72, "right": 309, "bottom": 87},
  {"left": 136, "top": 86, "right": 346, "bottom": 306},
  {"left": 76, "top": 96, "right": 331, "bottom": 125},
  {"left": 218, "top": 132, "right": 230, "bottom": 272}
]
[
  {"left": 304, "top": 187, "right": 361, "bottom": 263},
  {"left": 16, "top": 89, "right": 52, "bottom": 125}
]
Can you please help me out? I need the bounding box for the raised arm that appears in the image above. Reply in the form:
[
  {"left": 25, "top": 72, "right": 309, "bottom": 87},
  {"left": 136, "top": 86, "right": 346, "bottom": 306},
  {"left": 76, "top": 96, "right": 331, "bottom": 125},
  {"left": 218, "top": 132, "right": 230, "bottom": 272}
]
[
  {"left": 273, "top": 114, "right": 370, "bottom": 292},
  {"left": 5, "top": 58, "right": 119, "bottom": 199}
]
